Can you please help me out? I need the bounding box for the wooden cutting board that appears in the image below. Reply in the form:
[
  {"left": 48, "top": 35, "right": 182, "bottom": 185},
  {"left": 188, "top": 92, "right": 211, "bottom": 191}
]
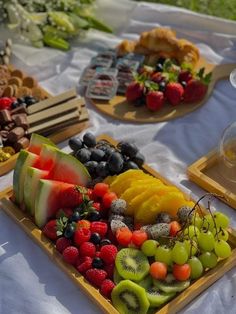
[{"left": 90, "top": 58, "right": 236, "bottom": 123}]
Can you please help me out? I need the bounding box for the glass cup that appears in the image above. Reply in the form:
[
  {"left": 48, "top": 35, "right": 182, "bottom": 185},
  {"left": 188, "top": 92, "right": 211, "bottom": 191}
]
[{"left": 218, "top": 121, "right": 236, "bottom": 183}]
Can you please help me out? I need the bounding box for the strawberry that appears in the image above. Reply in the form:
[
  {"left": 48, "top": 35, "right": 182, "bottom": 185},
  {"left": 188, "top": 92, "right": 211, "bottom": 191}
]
[
  {"left": 146, "top": 91, "right": 164, "bottom": 111},
  {"left": 178, "top": 70, "right": 192, "bottom": 84},
  {"left": 126, "top": 82, "right": 144, "bottom": 102},
  {"left": 183, "top": 79, "right": 208, "bottom": 103},
  {"left": 43, "top": 220, "right": 58, "bottom": 240},
  {"left": 165, "top": 82, "right": 184, "bottom": 106},
  {"left": 59, "top": 186, "right": 84, "bottom": 208}
]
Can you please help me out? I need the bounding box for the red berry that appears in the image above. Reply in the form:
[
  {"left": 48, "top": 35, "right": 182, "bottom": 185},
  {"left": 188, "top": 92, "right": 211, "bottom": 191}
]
[
  {"left": 131, "top": 230, "right": 148, "bottom": 247},
  {"left": 85, "top": 269, "right": 107, "bottom": 288},
  {"left": 79, "top": 242, "right": 96, "bottom": 257},
  {"left": 116, "top": 227, "right": 132, "bottom": 246},
  {"left": 74, "top": 228, "right": 91, "bottom": 246},
  {"left": 103, "top": 264, "right": 115, "bottom": 279},
  {"left": 173, "top": 263, "right": 191, "bottom": 281},
  {"left": 90, "top": 221, "right": 108, "bottom": 237},
  {"left": 93, "top": 183, "right": 109, "bottom": 197},
  {"left": 62, "top": 246, "right": 79, "bottom": 265},
  {"left": 170, "top": 221, "right": 181, "bottom": 237},
  {"left": 100, "top": 245, "right": 118, "bottom": 264},
  {"left": 42, "top": 220, "right": 58, "bottom": 241},
  {"left": 102, "top": 192, "right": 118, "bottom": 209},
  {"left": 146, "top": 91, "right": 164, "bottom": 111},
  {"left": 77, "top": 220, "right": 91, "bottom": 230},
  {"left": 165, "top": 82, "right": 184, "bottom": 106},
  {"left": 95, "top": 251, "right": 101, "bottom": 258},
  {"left": 126, "top": 81, "right": 144, "bottom": 102},
  {"left": 76, "top": 256, "right": 92, "bottom": 274},
  {"left": 92, "top": 202, "right": 101, "bottom": 211},
  {"left": 0, "top": 97, "right": 12, "bottom": 110},
  {"left": 183, "top": 79, "right": 208, "bottom": 103},
  {"left": 59, "top": 186, "right": 83, "bottom": 208},
  {"left": 100, "top": 279, "right": 115, "bottom": 298},
  {"left": 56, "top": 237, "right": 71, "bottom": 253},
  {"left": 178, "top": 70, "right": 192, "bottom": 84}
]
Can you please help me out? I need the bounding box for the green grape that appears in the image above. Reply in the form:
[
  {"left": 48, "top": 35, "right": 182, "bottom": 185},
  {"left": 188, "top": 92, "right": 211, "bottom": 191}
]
[
  {"left": 212, "top": 228, "right": 229, "bottom": 241},
  {"left": 141, "top": 240, "right": 158, "bottom": 257},
  {"left": 171, "top": 241, "right": 188, "bottom": 265},
  {"left": 201, "top": 214, "right": 214, "bottom": 231},
  {"left": 198, "top": 230, "right": 215, "bottom": 251},
  {"left": 183, "top": 225, "right": 200, "bottom": 240},
  {"left": 199, "top": 252, "right": 218, "bottom": 269},
  {"left": 214, "top": 212, "right": 230, "bottom": 229},
  {"left": 155, "top": 245, "right": 172, "bottom": 265},
  {"left": 214, "top": 240, "right": 232, "bottom": 259},
  {"left": 184, "top": 239, "right": 198, "bottom": 257},
  {"left": 193, "top": 213, "right": 203, "bottom": 229},
  {"left": 188, "top": 256, "right": 204, "bottom": 279}
]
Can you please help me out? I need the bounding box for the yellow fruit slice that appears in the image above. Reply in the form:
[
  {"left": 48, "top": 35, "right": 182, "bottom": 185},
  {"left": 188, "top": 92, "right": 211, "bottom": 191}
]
[
  {"left": 158, "top": 191, "right": 190, "bottom": 216},
  {"left": 127, "top": 185, "right": 178, "bottom": 216},
  {"left": 130, "top": 178, "right": 163, "bottom": 187},
  {"left": 134, "top": 195, "right": 161, "bottom": 224},
  {"left": 103, "top": 175, "right": 117, "bottom": 185}
]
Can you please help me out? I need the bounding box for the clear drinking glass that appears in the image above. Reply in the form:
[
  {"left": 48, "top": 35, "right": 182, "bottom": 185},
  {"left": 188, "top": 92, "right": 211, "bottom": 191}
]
[{"left": 218, "top": 121, "right": 236, "bottom": 183}]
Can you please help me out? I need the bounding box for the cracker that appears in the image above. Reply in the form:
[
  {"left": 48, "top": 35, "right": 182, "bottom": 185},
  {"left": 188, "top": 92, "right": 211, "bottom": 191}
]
[
  {"left": 31, "top": 87, "right": 43, "bottom": 100},
  {"left": 17, "top": 86, "right": 32, "bottom": 98},
  {"left": 11, "top": 69, "right": 24, "bottom": 79},
  {"left": 23, "top": 76, "right": 37, "bottom": 88},
  {"left": 8, "top": 77, "right": 23, "bottom": 87},
  {"left": 3, "top": 85, "right": 14, "bottom": 97}
]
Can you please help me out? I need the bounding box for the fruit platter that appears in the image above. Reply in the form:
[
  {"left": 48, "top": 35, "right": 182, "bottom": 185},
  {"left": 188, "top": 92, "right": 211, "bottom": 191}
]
[
  {"left": 0, "top": 75, "right": 90, "bottom": 176},
  {"left": 82, "top": 27, "right": 236, "bottom": 123},
  {"left": 0, "top": 133, "right": 236, "bottom": 314}
]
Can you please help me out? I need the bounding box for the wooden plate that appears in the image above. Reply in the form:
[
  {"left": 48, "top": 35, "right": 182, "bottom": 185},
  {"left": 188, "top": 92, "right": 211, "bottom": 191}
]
[
  {"left": 90, "top": 58, "right": 236, "bottom": 123},
  {"left": 0, "top": 134, "right": 236, "bottom": 314},
  {"left": 187, "top": 148, "right": 236, "bottom": 209}
]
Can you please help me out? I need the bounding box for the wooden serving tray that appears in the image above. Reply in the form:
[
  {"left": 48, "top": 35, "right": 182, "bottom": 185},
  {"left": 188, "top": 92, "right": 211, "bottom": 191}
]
[
  {"left": 90, "top": 58, "right": 236, "bottom": 123},
  {"left": 0, "top": 134, "right": 236, "bottom": 314},
  {"left": 188, "top": 148, "right": 236, "bottom": 209}
]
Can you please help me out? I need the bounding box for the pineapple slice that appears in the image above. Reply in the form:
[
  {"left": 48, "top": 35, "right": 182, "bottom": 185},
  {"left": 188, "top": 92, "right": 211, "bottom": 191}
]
[{"left": 158, "top": 192, "right": 192, "bottom": 216}]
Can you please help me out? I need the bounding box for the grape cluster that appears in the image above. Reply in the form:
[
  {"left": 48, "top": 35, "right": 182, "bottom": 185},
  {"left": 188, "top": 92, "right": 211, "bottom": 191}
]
[{"left": 69, "top": 132, "right": 145, "bottom": 180}]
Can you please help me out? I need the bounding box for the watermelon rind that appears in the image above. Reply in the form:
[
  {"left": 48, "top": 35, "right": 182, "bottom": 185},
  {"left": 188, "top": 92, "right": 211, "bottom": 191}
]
[{"left": 28, "top": 133, "right": 57, "bottom": 155}]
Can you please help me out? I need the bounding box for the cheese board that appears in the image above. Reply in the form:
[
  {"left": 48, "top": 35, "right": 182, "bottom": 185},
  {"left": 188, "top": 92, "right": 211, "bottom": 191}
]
[
  {"left": 90, "top": 58, "right": 236, "bottom": 123},
  {"left": 0, "top": 134, "right": 236, "bottom": 314}
]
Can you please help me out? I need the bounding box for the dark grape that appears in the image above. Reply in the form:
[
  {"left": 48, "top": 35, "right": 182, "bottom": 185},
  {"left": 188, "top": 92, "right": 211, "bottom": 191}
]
[
  {"left": 90, "top": 148, "right": 105, "bottom": 162},
  {"left": 75, "top": 148, "right": 91, "bottom": 163},
  {"left": 84, "top": 160, "right": 98, "bottom": 175},
  {"left": 118, "top": 141, "right": 138, "bottom": 158},
  {"left": 69, "top": 138, "right": 83, "bottom": 152},
  {"left": 108, "top": 152, "right": 124, "bottom": 173},
  {"left": 96, "top": 161, "right": 110, "bottom": 177},
  {"left": 132, "top": 152, "right": 145, "bottom": 167},
  {"left": 123, "top": 161, "right": 139, "bottom": 170},
  {"left": 83, "top": 132, "right": 96, "bottom": 147}
]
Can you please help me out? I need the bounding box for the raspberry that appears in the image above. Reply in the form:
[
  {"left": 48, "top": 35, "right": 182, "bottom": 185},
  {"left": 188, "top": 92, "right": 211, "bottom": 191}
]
[
  {"left": 93, "top": 183, "right": 109, "bottom": 197},
  {"left": 103, "top": 264, "right": 114, "bottom": 279},
  {"left": 100, "top": 245, "right": 118, "bottom": 264},
  {"left": 90, "top": 221, "right": 108, "bottom": 237},
  {"left": 62, "top": 246, "right": 79, "bottom": 265},
  {"left": 92, "top": 202, "right": 101, "bottom": 211},
  {"left": 42, "top": 219, "right": 58, "bottom": 241},
  {"left": 102, "top": 192, "right": 118, "bottom": 209},
  {"left": 77, "top": 220, "right": 91, "bottom": 230},
  {"left": 76, "top": 256, "right": 92, "bottom": 274},
  {"left": 85, "top": 269, "right": 107, "bottom": 288},
  {"left": 116, "top": 227, "right": 132, "bottom": 246},
  {"left": 79, "top": 242, "right": 96, "bottom": 257},
  {"left": 100, "top": 279, "right": 115, "bottom": 299},
  {"left": 74, "top": 228, "right": 91, "bottom": 246},
  {"left": 56, "top": 237, "right": 71, "bottom": 253}
]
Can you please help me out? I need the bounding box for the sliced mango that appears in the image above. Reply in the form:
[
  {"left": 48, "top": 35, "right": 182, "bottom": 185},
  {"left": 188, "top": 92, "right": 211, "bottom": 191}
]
[
  {"left": 158, "top": 192, "right": 190, "bottom": 216},
  {"left": 135, "top": 195, "right": 161, "bottom": 224}
]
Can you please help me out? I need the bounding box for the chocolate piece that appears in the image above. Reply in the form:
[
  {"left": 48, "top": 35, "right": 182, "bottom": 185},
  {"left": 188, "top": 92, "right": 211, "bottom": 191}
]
[
  {"left": 0, "top": 110, "right": 12, "bottom": 124},
  {"left": 7, "top": 127, "right": 25, "bottom": 142},
  {"left": 4, "top": 122, "right": 15, "bottom": 131},
  {"left": 0, "top": 130, "right": 9, "bottom": 142},
  {"left": 11, "top": 105, "right": 27, "bottom": 114},
  {"left": 13, "top": 113, "right": 28, "bottom": 130},
  {"left": 14, "top": 137, "right": 30, "bottom": 152}
]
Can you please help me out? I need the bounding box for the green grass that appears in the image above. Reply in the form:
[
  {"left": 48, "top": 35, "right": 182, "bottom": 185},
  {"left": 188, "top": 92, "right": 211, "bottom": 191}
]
[{"left": 134, "top": 0, "right": 236, "bottom": 21}]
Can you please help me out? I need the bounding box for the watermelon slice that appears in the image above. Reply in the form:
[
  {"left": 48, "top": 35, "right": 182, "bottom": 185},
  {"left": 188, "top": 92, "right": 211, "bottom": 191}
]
[
  {"left": 35, "top": 179, "right": 75, "bottom": 227},
  {"left": 24, "top": 167, "right": 49, "bottom": 215},
  {"left": 28, "top": 133, "right": 57, "bottom": 155}
]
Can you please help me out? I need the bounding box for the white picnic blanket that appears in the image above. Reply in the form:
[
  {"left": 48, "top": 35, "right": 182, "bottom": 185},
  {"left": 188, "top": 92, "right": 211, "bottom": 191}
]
[{"left": 1, "top": 1, "right": 236, "bottom": 313}]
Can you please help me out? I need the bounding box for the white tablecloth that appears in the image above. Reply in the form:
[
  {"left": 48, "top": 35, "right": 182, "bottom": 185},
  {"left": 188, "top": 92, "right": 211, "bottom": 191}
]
[{"left": 1, "top": 1, "right": 236, "bottom": 313}]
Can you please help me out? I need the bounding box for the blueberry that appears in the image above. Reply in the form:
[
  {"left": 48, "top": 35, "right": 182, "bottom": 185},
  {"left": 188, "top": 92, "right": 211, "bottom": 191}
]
[
  {"left": 64, "top": 223, "right": 76, "bottom": 238},
  {"left": 75, "top": 148, "right": 91, "bottom": 163},
  {"left": 132, "top": 152, "right": 145, "bottom": 167},
  {"left": 181, "top": 81, "right": 187, "bottom": 88},
  {"left": 100, "top": 239, "right": 111, "bottom": 246},
  {"left": 84, "top": 160, "right": 98, "bottom": 175},
  {"left": 83, "top": 132, "right": 96, "bottom": 147},
  {"left": 90, "top": 232, "right": 101, "bottom": 244},
  {"left": 69, "top": 138, "right": 83, "bottom": 152},
  {"left": 11, "top": 101, "right": 19, "bottom": 109},
  {"left": 123, "top": 161, "right": 139, "bottom": 170},
  {"left": 88, "top": 211, "right": 101, "bottom": 221},
  {"left": 17, "top": 97, "right": 25, "bottom": 104},
  {"left": 159, "top": 81, "right": 166, "bottom": 92},
  {"left": 92, "top": 257, "right": 104, "bottom": 269},
  {"left": 108, "top": 152, "right": 124, "bottom": 174},
  {"left": 25, "top": 97, "right": 37, "bottom": 106},
  {"left": 155, "top": 63, "right": 163, "bottom": 72},
  {"left": 96, "top": 161, "right": 110, "bottom": 177},
  {"left": 157, "top": 57, "right": 166, "bottom": 65},
  {"left": 98, "top": 145, "right": 115, "bottom": 159},
  {"left": 70, "top": 211, "right": 81, "bottom": 222},
  {"left": 117, "top": 141, "right": 138, "bottom": 158},
  {"left": 91, "top": 148, "right": 105, "bottom": 162},
  {"left": 134, "top": 96, "right": 146, "bottom": 107}
]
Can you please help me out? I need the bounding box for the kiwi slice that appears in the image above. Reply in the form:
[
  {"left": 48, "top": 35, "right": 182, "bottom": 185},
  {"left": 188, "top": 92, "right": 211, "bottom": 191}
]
[
  {"left": 114, "top": 267, "right": 123, "bottom": 285},
  {"left": 111, "top": 279, "right": 150, "bottom": 314},
  {"left": 115, "top": 248, "right": 150, "bottom": 281},
  {"left": 146, "top": 287, "right": 176, "bottom": 307},
  {"left": 153, "top": 274, "right": 190, "bottom": 293},
  {"left": 138, "top": 275, "right": 153, "bottom": 290}
]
